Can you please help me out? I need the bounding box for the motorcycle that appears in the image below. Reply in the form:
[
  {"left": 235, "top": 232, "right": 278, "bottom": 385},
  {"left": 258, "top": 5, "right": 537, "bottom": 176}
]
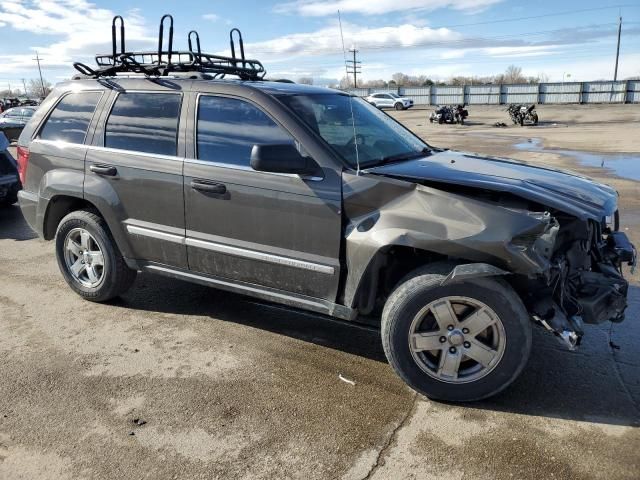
[
  {"left": 507, "top": 104, "right": 538, "bottom": 126},
  {"left": 429, "top": 105, "right": 453, "bottom": 124},
  {"left": 453, "top": 104, "right": 469, "bottom": 124}
]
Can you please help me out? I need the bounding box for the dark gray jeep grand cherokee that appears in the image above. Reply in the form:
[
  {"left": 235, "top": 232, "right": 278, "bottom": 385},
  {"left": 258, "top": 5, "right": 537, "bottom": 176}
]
[{"left": 17, "top": 17, "right": 636, "bottom": 402}]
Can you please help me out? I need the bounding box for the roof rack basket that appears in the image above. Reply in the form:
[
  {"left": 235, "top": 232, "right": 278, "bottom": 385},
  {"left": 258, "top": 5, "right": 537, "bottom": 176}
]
[{"left": 73, "top": 14, "right": 266, "bottom": 80}]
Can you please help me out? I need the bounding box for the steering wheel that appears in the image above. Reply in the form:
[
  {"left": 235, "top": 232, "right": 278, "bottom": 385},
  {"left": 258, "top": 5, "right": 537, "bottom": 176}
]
[{"left": 345, "top": 133, "right": 366, "bottom": 147}]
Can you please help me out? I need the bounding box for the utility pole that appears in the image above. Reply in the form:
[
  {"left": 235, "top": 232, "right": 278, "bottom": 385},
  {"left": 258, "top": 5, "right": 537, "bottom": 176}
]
[
  {"left": 613, "top": 16, "right": 622, "bottom": 81},
  {"left": 33, "top": 51, "right": 46, "bottom": 98},
  {"left": 346, "top": 48, "right": 361, "bottom": 88}
]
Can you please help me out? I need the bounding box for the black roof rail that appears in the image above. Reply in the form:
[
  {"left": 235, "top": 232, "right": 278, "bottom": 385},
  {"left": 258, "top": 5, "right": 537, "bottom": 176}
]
[{"left": 72, "top": 14, "right": 267, "bottom": 80}]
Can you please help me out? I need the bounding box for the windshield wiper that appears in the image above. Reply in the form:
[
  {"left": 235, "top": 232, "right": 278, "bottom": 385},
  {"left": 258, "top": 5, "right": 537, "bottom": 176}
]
[{"left": 378, "top": 147, "right": 431, "bottom": 166}]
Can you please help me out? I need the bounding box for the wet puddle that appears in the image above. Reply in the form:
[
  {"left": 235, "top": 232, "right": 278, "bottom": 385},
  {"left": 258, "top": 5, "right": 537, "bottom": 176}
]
[{"left": 515, "top": 138, "right": 640, "bottom": 181}]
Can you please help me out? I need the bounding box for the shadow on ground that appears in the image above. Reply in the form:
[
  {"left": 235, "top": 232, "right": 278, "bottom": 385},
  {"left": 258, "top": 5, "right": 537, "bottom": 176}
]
[
  {"left": 0, "top": 204, "right": 38, "bottom": 241},
  {"left": 118, "top": 269, "right": 640, "bottom": 429}
]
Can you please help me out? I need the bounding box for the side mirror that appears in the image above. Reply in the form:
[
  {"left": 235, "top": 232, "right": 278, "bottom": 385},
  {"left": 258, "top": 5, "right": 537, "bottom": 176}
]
[{"left": 250, "top": 143, "right": 316, "bottom": 176}]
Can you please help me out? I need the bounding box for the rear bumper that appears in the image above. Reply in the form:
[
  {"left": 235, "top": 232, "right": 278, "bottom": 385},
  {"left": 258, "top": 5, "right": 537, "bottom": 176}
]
[{"left": 17, "top": 189, "right": 40, "bottom": 235}]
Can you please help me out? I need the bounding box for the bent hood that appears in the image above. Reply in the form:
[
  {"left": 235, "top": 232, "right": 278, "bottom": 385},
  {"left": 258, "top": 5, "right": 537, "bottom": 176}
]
[{"left": 365, "top": 150, "right": 617, "bottom": 220}]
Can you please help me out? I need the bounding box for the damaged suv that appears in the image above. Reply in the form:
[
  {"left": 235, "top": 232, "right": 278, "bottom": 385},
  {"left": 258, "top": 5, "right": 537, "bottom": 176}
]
[{"left": 16, "top": 19, "right": 636, "bottom": 401}]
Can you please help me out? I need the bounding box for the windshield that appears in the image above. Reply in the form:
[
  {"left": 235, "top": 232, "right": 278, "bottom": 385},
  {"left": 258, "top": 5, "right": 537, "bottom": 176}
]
[{"left": 278, "top": 93, "right": 428, "bottom": 169}]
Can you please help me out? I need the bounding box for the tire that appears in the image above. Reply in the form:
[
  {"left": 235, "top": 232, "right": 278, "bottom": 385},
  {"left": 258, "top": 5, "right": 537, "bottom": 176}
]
[
  {"left": 519, "top": 115, "right": 524, "bottom": 126},
  {"left": 0, "top": 193, "right": 18, "bottom": 207},
  {"left": 532, "top": 113, "right": 539, "bottom": 125},
  {"left": 55, "top": 209, "right": 137, "bottom": 302},
  {"left": 438, "top": 117, "right": 444, "bottom": 124},
  {"left": 381, "top": 266, "right": 532, "bottom": 402},
  {"left": 395, "top": 102, "right": 405, "bottom": 111}
]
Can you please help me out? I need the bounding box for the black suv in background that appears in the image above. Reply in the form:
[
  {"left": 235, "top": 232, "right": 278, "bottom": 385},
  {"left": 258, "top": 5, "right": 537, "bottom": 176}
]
[{"left": 16, "top": 17, "right": 636, "bottom": 402}]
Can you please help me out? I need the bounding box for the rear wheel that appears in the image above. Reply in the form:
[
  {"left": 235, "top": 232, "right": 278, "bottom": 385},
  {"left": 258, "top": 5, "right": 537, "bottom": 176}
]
[
  {"left": 381, "top": 267, "right": 531, "bottom": 402},
  {"left": 55, "top": 209, "right": 136, "bottom": 302}
]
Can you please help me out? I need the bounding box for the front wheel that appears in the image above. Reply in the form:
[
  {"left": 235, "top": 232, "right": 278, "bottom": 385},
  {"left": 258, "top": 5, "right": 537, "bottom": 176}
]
[
  {"left": 55, "top": 209, "right": 137, "bottom": 302},
  {"left": 395, "top": 103, "right": 405, "bottom": 111},
  {"left": 381, "top": 267, "right": 531, "bottom": 402}
]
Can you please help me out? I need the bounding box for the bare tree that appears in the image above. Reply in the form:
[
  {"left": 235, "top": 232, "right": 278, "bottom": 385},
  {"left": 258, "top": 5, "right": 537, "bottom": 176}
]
[
  {"left": 27, "top": 78, "right": 52, "bottom": 98},
  {"left": 296, "top": 76, "right": 313, "bottom": 85},
  {"left": 391, "top": 72, "right": 409, "bottom": 86},
  {"left": 503, "top": 65, "right": 526, "bottom": 84},
  {"left": 338, "top": 75, "right": 354, "bottom": 89}
]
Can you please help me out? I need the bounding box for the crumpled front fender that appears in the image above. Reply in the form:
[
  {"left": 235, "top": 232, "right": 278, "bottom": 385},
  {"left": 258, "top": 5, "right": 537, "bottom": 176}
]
[{"left": 342, "top": 172, "right": 557, "bottom": 308}]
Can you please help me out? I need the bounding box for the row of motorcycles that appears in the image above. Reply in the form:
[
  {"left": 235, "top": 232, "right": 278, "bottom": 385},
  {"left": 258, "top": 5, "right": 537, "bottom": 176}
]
[
  {"left": 429, "top": 104, "right": 469, "bottom": 124},
  {"left": 428, "top": 103, "right": 539, "bottom": 127},
  {"left": 506, "top": 104, "right": 539, "bottom": 126}
]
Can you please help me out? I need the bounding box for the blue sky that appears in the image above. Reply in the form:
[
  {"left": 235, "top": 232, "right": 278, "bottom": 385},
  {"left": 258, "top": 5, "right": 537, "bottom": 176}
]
[{"left": 0, "top": 0, "right": 639, "bottom": 91}]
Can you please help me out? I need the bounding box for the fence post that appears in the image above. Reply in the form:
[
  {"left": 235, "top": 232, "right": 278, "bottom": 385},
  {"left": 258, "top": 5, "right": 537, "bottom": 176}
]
[
  {"left": 623, "top": 80, "right": 629, "bottom": 104},
  {"left": 499, "top": 84, "right": 504, "bottom": 105},
  {"left": 537, "top": 82, "right": 541, "bottom": 105},
  {"left": 579, "top": 82, "right": 584, "bottom": 104}
]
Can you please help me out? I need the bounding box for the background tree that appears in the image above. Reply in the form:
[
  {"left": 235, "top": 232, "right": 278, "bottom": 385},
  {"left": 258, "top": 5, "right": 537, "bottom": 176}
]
[
  {"left": 27, "top": 78, "right": 52, "bottom": 98},
  {"left": 503, "top": 65, "right": 526, "bottom": 84},
  {"left": 296, "top": 76, "right": 314, "bottom": 85}
]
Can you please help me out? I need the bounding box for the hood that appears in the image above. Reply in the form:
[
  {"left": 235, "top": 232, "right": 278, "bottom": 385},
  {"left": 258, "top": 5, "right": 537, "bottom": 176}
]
[{"left": 365, "top": 150, "right": 617, "bottom": 220}]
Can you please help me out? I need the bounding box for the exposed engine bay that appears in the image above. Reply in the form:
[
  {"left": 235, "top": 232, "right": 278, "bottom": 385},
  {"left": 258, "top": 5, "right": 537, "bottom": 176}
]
[{"left": 523, "top": 212, "right": 636, "bottom": 348}]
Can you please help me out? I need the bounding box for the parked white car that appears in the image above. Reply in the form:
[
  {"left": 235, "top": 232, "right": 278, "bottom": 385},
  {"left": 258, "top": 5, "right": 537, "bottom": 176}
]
[{"left": 366, "top": 92, "right": 414, "bottom": 110}]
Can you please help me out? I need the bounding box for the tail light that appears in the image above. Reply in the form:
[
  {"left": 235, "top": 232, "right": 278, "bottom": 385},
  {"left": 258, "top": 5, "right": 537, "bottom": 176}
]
[{"left": 16, "top": 146, "right": 29, "bottom": 185}]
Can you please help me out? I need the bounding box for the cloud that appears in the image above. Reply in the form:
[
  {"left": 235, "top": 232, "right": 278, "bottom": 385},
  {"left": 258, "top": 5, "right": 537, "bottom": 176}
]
[
  {"left": 274, "top": 0, "right": 503, "bottom": 16},
  {"left": 240, "top": 22, "right": 462, "bottom": 58},
  {"left": 0, "top": 0, "right": 154, "bottom": 74},
  {"left": 203, "top": 13, "right": 220, "bottom": 22}
]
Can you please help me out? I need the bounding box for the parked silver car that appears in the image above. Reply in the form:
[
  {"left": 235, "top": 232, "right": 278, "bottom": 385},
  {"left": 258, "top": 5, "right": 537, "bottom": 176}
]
[{"left": 366, "top": 92, "right": 414, "bottom": 110}]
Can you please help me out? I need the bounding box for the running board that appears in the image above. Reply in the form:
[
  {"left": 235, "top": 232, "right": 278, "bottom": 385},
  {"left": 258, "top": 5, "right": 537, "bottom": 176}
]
[{"left": 141, "top": 263, "right": 357, "bottom": 321}]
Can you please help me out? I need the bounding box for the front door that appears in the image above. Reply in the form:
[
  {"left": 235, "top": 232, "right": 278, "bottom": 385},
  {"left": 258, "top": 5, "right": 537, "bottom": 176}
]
[{"left": 183, "top": 94, "right": 342, "bottom": 300}]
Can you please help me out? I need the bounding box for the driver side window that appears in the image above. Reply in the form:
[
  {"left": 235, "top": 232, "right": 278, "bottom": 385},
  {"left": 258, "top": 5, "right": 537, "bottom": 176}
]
[{"left": 197, "top": 96, "right": 293, "bottom": 167}]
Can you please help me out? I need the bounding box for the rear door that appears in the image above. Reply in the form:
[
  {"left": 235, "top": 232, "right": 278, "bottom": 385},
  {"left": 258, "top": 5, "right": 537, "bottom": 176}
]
[
  {"left": 183, "top": 93, "right": 342, "bottom": 300},
  {"left": 84, "top": 89, "right": 188, "bottom": 268}
]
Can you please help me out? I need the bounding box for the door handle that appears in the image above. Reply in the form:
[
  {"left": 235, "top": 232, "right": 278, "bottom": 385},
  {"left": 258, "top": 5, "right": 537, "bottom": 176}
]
[
  {"left": 90, "top": 164, "right": 117, "bottom": 176},
  {"left": 190, "top": 180, "right": 227, "bottom": 195}
]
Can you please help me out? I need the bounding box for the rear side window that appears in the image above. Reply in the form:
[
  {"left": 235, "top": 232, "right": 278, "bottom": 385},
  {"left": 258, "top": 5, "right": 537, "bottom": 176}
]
[
  {"left": 197, "top": 96, "right": 292, "bottom": 166},
  {"left": 40, "top": 92, "right": 101, "bottom": 144},
  {"left": 105, "top": 93, "right": 181, "bottom": 156}
]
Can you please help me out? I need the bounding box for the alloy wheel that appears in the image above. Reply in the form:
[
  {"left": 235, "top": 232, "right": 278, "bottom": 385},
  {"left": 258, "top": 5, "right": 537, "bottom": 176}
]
[
  {"left": 63, "top": 228, "right": 106, "bottom": 288},
  {"left": 408, "top": 296, "right": 506, "bottom": 384}
]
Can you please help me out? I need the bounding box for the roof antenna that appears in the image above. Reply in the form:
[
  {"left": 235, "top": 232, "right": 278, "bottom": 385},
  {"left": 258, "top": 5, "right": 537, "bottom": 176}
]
[{"left": 338, "top": 10, "right": 360, "bottom": 175}]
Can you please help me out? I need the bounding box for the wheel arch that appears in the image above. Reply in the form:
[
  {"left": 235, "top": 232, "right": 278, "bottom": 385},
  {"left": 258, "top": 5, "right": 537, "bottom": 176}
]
[{"left": 42, "top": 192, "right": 135, "bottom": 262}]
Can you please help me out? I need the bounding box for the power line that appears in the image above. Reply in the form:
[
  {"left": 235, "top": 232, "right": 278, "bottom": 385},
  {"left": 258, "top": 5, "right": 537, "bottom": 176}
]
[{"left": 247, "top": 21, "right": 637, "bottom": 56}]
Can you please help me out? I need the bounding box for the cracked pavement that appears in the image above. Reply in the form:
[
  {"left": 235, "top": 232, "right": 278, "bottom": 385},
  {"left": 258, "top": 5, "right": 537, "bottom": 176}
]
[{"left": 1, "top": 104, "right": 639, "bottom": 479}]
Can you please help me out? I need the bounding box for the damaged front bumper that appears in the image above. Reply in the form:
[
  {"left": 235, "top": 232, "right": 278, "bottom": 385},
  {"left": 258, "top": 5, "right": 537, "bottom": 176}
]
[{"left": 530, "top": 224, "right": 636, "bottom": 350}]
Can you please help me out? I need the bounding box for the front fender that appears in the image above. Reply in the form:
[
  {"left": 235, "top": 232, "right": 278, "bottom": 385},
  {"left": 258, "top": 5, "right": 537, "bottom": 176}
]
[{"left": 341, "top": 172, "right": 554, "bottom": 308}]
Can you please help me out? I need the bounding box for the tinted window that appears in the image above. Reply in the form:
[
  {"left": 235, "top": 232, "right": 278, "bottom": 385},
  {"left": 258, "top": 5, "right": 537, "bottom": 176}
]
[
  {"left": 40, "top": 92, "right": 101, "bottom": 144},
  {"left": 105, "top": 93, "right": 181, "bottom": 156},
  {"left": 197, "top": 96, "right": 292, "bottom": 166}
]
